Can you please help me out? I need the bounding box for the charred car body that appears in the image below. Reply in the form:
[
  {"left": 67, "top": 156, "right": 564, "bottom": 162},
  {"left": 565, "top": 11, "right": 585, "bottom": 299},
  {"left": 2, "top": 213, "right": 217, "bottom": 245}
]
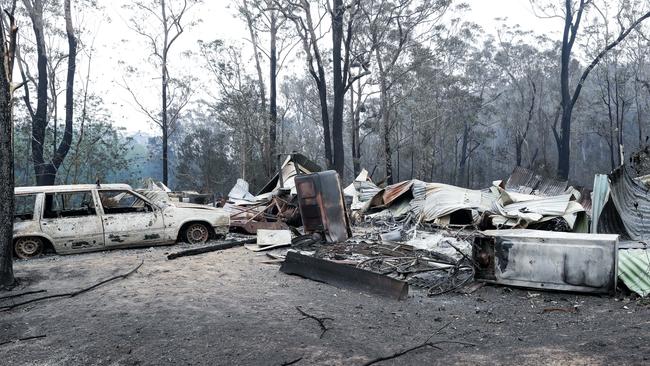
[{"left": 12, "top": 184, "right": 229, "bottom": 259}]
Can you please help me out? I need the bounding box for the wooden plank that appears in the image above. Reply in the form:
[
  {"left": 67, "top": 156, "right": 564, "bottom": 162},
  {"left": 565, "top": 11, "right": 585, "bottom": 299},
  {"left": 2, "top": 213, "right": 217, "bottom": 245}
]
[{"left": 167, "top": 238, "right": 256, "bottom": 260}]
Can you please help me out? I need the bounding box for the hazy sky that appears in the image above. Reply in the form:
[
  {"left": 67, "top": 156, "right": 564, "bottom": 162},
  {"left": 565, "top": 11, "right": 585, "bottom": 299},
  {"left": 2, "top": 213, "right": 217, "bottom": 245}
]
[{"left": 83, "top": 0, "right": 564, "bottom": 134}]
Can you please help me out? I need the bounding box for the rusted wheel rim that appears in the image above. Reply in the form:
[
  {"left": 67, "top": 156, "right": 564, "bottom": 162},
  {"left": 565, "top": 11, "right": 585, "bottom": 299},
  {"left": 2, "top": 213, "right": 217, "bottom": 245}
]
[
  {"left": 15, "top": 237, "right": 43, "bottom": 259},
  {"left": 186, "top": 224, "right": 209, "bottom": 244}
]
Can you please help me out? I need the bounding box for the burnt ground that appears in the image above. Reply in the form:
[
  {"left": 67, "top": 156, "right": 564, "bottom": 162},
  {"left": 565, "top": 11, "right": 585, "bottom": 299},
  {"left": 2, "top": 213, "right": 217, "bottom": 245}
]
[{"left": 1, "top": 240, "right": 649, "bottom": 366}]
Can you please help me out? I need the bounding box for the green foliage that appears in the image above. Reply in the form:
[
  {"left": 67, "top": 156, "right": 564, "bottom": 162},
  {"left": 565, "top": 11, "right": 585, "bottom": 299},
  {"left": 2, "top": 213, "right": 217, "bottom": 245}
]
[{"left": 13, "top": 95, "right": 136, "bottom": 187}]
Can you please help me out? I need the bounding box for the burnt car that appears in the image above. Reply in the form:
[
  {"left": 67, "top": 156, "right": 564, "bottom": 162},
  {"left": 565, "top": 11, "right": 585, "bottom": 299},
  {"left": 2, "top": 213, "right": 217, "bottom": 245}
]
[{"left": 12, "top": 184, "right": 229, "bottom": 259}]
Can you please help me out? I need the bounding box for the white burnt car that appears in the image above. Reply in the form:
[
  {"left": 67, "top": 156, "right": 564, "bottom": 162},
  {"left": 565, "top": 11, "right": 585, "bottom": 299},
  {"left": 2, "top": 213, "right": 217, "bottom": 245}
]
[{"left": 12, "top": 184, "right": 229, "bottom": 259}]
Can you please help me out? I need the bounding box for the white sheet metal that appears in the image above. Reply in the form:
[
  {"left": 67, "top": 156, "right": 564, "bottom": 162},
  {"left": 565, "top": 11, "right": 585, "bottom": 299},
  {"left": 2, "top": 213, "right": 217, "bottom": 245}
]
[
  {"left": 476, "top": 230, "right": 619, "bottom": 294},
  {"left": 419, "top": 183, "right": 493, "bottom": 222},
  {"left": 228, "top": 178, "right": 257, "bottom": 202}
]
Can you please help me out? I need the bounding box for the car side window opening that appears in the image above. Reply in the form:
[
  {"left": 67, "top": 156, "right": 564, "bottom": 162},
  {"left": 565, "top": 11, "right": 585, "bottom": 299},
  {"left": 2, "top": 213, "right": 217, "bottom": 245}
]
[
  {"left": 99, "top": 190, "right": 152, "bottom": 215},
  {"left": 43, "top": 191, "right": 96, "bottom": 219},
  {"left": 14, "top": 194, "right": 37, "bottom": 221}
]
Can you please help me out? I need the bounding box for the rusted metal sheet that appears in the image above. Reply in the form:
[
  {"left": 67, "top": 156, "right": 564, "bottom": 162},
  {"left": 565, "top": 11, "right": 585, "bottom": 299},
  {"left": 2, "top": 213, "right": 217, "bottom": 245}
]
[
  {"left": 381, "top": 181, "right": 414, "bottom": 206},
  {"left": 227, "top": 196, "right": 297, "bottom": 234},
  {"left": 280, "top": 251, "right": 409, "bottom": 300},
  {"left": 504, "top": 166, "right": 568, "bottom": 196},
  {"left": 473, "top": 229, "right": 618, "bottom": 294},
  {"left": 367, "top": 180, "right": 414, "bottom": 209},
  {"left": 231, "top": 220, "right": 289, "bottom": 234},
  {"left": 295, "top": 171, "right": 351, "bottom": 243}
]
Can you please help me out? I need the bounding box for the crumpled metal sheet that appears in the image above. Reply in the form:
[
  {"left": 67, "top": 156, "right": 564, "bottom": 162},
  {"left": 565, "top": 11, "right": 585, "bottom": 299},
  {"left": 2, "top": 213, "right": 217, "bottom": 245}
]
[
  {"left": 607, "top": 166, "right": 650, "bottom": 241},
  {"left": 364, "top": 179, "right": 425, "bottom": 217},
  {"left": 139, "top": 189, "right": 170, "bottom": 204},
  {"left": 489, "top": 187, "right": 585, "bottom": 229},
  {"left": 371, "top": 180, "right": 414, "bottom": 207},
  {"left": 228, "top": 178, "right": 256, "bottom": 202},
  {"left": 357, "top": 181, "right": 381, "bottom": 202},
  {"left": 618, "top": 249, "right": 650, "bottom": 297},
  {"left": 504, "top": 166, "right": 568, "bottom": 196},
  {"left": 138, "top": 178, "right": 171, "bottom": 204},
  {"left": 591, "top": 174, "right": 610, "bottom": 234},
  {"left": 257, "top": 153, "right": 322, "bottom": 195},
  {"left": 418, "top": 183, "right": 494, "bottom": 222},
  {"left": 344, "top": 169, "right": 381, "bottom": 211}
]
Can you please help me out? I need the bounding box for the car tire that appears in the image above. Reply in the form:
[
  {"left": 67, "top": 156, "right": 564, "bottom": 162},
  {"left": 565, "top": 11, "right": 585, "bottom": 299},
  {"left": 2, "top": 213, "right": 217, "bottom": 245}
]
[
  {"left": 184, "top": 223, "right": 210, "bottom": 244},
  {"left": 14, "top": 237, "right": 44, "bottom": 259}
]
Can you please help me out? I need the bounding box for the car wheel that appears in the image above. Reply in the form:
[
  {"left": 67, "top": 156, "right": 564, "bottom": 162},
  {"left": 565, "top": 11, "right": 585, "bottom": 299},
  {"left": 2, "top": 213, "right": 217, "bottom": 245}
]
[
  {"left": 185, "top": 223, "right": 210, "bottom": 244},
  {"left": 14, "top": 237, "right": 44, "bottom": 259}
]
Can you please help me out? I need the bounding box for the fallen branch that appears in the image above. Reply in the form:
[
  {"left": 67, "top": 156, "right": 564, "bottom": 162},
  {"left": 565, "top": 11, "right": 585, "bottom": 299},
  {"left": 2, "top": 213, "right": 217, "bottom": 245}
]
[
  {"left": 0, "top": 334, "right": 46, "bottom": 346},
  {"left": 362, "top": 322, "right": 475, "bottom": 366},
  {"left": 167, "top": 239, "right": 256, "bottom": 260},
  {"left": 362, "top": 340, "right": 476, "bottom": 366},
  {"left": 280, "top": 356, "right": 303, "bottom": 365},
  {"left": 0, "top": 261, "right": 143, "bottom": 311},
  {"left": 0, "top": 289, "right": 46, "bottom": 301},
  {"left": 296, "top": 306, "right": 333, "bottom": 339}
]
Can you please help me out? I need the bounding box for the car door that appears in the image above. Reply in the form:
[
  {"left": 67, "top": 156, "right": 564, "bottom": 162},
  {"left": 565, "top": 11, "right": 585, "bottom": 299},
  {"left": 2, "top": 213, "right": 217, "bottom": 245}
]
[
  {"left": 98, "top": 190, "right": 167, "bottom": 247},
  {"left": 39, "top": 190, "right": 105, "bottom": 252}
]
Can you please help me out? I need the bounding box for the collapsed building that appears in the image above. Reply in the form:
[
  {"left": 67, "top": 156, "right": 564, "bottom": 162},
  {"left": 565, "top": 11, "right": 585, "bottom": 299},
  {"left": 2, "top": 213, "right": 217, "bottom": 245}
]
[{"left": 207, "top": 152, "right": 650, "bottom": 299}]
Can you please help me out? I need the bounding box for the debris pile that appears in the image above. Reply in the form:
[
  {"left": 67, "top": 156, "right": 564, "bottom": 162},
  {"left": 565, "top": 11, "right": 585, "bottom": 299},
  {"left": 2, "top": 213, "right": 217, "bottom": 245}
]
[
  {"left": 203, "top": 152, "right": 650, "bottom": 299},
  {"left": 223, "top": 153, "right": 317, "bottom": 234},
  {"left": 342, "top": 166, "right": 590, "bottom": 234}
]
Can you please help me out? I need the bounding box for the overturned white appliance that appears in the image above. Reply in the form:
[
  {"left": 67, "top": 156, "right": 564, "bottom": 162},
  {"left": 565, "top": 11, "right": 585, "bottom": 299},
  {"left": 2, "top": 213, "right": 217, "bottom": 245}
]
[{"left": 473, "top": 230, "right": 618, "bottom": 294}]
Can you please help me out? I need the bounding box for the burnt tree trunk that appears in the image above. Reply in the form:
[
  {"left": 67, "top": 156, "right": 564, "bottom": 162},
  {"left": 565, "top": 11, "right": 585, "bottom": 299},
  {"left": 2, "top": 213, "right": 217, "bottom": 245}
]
[
  {"left": 269, "top": 11, "right": 278, "bottom": 175},
  {"left": 161, "top": 0, "right": 169, "bottom": 186},
  {"left": 23, "top": 0, "right": 76, "bottom": 185},
  {"left": 0, "top": 63, "right": 13, "bottom": 287},
  {"left": 557, "top": 0, "right": 576, "bottom": 180},
  {"left": 331, "top": 0, "right": 345, "bottom": 177},
  {"left": 54, "top": 0, "right": 76, "bottom": 173},
  {"left": 375, "top": 47, "right": 392, "bottom": 184},
  {"left": 0, "top": 3, "right": 17, "bottom": 289},
  {"left": 556, "top": 0, "right": 650, "bottom": 179},
  {"left": 24, "top": 0, "right": 51, "bottom": 185},
  {"left": 380, "top": 78, "right": 392, "bottom": 185}
]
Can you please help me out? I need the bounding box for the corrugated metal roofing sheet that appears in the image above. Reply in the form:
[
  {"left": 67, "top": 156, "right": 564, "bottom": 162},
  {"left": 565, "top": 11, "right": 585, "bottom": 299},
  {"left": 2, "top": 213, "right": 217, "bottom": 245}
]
[
  {"left": 591, "top": 174, "right": 610, "bottom": 234},
  {"left": 504, "top": 166, "right": 568, "bottom": 196},
  {"left": 381, "top": 181, "right": 414, "bottom": 206},
  {"left": 619, "top": 249, "right": 650, "bottom": 297},
  {"left": 607, "top": 166, "right": 650, "bottom": 241},
  {"left": 419, "top": 183, "right": 493, "bottom": 222}
]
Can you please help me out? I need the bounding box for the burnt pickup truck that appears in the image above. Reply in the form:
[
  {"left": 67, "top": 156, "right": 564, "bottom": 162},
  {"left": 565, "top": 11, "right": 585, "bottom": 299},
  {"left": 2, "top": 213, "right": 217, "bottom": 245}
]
[{"left": 12, "top": 184, "right": 229, "bottom": 259}]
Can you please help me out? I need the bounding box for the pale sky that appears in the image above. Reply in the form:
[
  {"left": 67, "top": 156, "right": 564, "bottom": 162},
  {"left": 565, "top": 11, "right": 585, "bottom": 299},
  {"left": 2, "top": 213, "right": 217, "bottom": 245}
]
[{"left": 82, "top": 0, "right": 563, "bottom": 135}]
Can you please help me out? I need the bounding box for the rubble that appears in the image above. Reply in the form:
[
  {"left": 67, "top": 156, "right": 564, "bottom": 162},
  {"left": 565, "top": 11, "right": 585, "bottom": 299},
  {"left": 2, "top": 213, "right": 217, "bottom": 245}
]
[
  {"left": 219, "top": 159, "right": 648, "bottom": 298},
  {"left": 224, "top": 153, "right": 318, "bottom": 234},
  {"left": 346, "top": 167, "right": 588, "bottom": 231}
]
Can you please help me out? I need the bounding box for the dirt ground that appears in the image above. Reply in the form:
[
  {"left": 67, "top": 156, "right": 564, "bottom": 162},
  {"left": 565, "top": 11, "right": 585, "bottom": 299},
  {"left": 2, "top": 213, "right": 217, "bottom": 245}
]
[{"left": 1, "top": 239, "right": 649, "bottom": 366}]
